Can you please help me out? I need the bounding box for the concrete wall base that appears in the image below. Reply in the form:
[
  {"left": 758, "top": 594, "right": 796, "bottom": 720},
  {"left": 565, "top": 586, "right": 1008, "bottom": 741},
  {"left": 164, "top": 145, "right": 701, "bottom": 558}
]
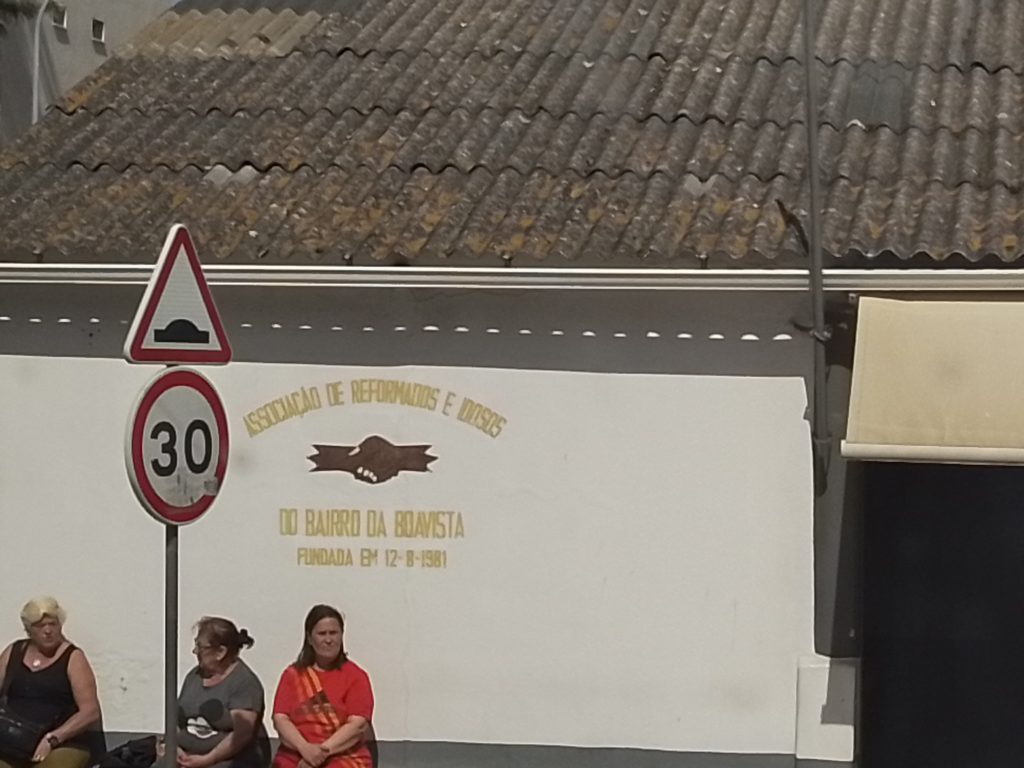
[{"left": 105, "top": 734, "right": 854, "bottom": 768}]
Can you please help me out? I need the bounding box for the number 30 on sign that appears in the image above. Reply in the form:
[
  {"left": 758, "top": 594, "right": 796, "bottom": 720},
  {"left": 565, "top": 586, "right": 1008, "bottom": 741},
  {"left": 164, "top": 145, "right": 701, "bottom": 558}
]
[{"left": 126, "top": 367, "right": 229, "bottom": 525}]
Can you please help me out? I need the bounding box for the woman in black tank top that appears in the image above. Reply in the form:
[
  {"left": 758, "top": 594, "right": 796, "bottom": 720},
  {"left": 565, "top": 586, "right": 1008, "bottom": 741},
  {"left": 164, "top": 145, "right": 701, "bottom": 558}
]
[{"left": 0, "top": 598, "right": 104, "bottom": 768}]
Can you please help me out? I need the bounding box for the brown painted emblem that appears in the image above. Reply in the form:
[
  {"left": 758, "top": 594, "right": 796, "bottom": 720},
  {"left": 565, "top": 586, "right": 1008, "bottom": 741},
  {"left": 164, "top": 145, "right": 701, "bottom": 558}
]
[{"left": 308, "top": 435, "right": 437, "bottom": 484}]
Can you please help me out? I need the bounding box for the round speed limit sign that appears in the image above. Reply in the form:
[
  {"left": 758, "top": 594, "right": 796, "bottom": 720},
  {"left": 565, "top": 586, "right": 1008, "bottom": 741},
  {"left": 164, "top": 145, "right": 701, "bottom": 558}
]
[{"left": 126, "top": 367, "right": 229, "bottom": 525}]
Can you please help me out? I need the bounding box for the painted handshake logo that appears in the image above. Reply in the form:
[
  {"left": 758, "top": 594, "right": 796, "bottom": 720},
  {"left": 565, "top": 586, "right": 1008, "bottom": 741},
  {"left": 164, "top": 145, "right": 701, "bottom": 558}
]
[{"left": 307, "top": 435, "right": 438, "bottom": 485}]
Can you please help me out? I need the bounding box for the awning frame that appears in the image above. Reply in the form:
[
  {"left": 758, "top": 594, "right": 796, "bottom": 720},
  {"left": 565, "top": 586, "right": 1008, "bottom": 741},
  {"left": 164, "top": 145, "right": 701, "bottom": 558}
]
[{"left": 843, "top": 295, "right": 1024, "bottom": 465}]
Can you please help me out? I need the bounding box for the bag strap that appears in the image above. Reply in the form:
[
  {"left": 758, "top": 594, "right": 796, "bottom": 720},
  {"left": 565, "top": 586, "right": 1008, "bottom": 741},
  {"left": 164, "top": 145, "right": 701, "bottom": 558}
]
[
  {"left": 301, "top": 668, "right": 342, "bottom": 730},
  {"left": 0, "top": 640, "right": 27, "bottom": 698}
]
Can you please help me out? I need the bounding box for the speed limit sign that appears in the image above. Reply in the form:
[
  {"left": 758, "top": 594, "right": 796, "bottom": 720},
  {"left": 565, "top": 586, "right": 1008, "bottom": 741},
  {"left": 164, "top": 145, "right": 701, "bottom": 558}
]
[{"left": 125, "top": 367, "right": 229, "bottom": 525}]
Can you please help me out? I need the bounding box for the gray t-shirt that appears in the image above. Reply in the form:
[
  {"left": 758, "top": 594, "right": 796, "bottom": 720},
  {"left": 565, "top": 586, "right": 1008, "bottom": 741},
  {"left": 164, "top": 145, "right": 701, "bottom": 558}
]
[{"left": 177, "top": 661, "right": 270, "bottom": 768}]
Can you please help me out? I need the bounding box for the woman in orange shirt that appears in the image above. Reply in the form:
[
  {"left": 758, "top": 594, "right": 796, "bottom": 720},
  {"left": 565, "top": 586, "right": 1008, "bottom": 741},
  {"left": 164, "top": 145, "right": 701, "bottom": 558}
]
[{"left": 270, "top": 606, "right": 374, "bottom": 768}]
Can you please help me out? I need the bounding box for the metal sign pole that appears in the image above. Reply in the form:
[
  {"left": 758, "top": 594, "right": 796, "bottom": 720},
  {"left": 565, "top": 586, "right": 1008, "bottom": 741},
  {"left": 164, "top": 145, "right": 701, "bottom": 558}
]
[
  {"left": 165, "top": 524, "right": 178, "bottom": 767},
  {"left": 124, "top": 224, "right": 232, "bottom": 768}
]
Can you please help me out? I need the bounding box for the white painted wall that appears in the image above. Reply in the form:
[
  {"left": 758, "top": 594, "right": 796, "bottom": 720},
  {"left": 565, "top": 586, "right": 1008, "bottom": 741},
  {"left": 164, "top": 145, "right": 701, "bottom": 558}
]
[
  {"left": 0, "top": 0, "right": 170, "bottom": 144},
  {"left": 0, "top": 354, "right": 814, "bottom": 754}
]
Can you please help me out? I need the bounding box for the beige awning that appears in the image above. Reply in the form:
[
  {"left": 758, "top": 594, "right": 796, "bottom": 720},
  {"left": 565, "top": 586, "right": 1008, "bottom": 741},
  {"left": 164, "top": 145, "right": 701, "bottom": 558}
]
[{"left": 843, "top": 296, "right": 1024, "bottom": 464}]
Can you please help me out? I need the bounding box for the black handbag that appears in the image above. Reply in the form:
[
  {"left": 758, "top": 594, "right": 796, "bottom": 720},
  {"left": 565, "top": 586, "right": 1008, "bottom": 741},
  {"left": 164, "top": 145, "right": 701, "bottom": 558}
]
[
  {"left": 0, "top": 705, "right": 48, "bottom": 762},
  {"left": 97, "top": 735, "right": 158, "bottom": 768},
  {"left": 0, "top": 642, "right": 54, "bottom": 762}
]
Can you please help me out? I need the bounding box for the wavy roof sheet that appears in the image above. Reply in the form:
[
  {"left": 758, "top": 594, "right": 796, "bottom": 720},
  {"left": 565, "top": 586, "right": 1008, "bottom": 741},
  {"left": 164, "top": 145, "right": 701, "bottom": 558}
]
[{"left": 2, "top": 0, "right": 1024, "bottom": 267}]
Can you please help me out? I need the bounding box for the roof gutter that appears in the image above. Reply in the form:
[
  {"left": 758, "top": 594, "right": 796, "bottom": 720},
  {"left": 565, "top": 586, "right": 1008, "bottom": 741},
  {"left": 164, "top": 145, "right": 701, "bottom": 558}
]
[{"left": 2, "top": 264, "right": 1024, "bottom": 291}]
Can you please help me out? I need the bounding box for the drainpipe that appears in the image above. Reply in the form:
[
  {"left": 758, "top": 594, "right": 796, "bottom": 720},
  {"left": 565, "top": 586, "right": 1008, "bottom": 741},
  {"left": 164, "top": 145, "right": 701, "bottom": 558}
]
[
  {"left": 32, "top": 0, "right": 51, "bottom": 124},
  {"left": 800, "top": 0, "right": 832, "bottom": 495}
]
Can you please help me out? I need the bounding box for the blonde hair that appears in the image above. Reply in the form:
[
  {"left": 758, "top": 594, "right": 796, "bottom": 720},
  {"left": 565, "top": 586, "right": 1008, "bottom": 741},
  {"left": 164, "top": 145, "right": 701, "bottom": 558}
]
[{"left": 20, "top": 597, "right": 66, "bottom": 629}]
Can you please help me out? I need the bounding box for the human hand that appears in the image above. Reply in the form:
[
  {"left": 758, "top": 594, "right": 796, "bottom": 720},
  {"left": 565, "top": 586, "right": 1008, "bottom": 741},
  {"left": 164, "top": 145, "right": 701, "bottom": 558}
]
[
  {"left": 31, "top": 738, "right": 52, "bottom": 763},
  {"left": 298, "top": 742, "right": 327, "bottom": 767},
  {"left": 296, "top": 744, "right": 332, "bottom": 768},
  {"left": 178, "top": 752, "right": 212, "bottom": 768}
]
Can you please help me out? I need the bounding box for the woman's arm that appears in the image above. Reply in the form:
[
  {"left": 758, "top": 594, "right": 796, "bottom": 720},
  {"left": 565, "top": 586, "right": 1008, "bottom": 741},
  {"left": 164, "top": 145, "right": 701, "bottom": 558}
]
[
  {"left": 320, "top": 667, "right": 372, "bottom": 757},
  {"left": 178, "top": 710, "right": 258, "bottom": 768},
  {"left": 49, "top": 649, "right": 100, "bottom": 741},
  {"left": 320, "top": 716, "right": 368, "bottom": 756},
  {"left": 271, "top": 714, "right": 327, "bottom": 768},
  {"left": 33, "top": 649, "right": 100, "bottom": 762}
]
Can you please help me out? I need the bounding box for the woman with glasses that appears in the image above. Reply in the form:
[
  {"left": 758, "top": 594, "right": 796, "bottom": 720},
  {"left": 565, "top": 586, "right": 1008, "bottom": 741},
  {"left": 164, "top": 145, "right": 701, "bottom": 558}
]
[{"left": 176, "top": 618, "right": 270, "bottom": 768}]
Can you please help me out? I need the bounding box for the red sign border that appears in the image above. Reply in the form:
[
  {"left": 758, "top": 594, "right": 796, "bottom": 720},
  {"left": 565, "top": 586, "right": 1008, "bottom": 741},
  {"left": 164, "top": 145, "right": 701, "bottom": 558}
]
[
  {"left": 126, "top": 225, "right": 232, "bottom": 365},
  {"left": 127, "top": 368, "right": 229, "bottom": 525}
]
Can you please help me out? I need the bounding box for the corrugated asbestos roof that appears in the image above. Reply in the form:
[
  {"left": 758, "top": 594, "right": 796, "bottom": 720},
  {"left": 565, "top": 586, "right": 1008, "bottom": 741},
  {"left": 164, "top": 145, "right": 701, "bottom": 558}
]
[{"left": 2, "top": 0, "right": 1024, "bottom": 267}]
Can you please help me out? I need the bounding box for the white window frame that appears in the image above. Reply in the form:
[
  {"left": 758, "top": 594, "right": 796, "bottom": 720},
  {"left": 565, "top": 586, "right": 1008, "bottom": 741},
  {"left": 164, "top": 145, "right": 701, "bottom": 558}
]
[{"left": 51, "top": 6, "right": 68, "bottom": 31}]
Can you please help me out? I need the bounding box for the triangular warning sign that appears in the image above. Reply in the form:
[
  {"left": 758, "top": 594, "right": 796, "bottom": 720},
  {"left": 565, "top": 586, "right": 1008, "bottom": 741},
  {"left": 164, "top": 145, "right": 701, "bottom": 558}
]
[{"left": 124, "top": 225, "right": 232, "bottom": 365}]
